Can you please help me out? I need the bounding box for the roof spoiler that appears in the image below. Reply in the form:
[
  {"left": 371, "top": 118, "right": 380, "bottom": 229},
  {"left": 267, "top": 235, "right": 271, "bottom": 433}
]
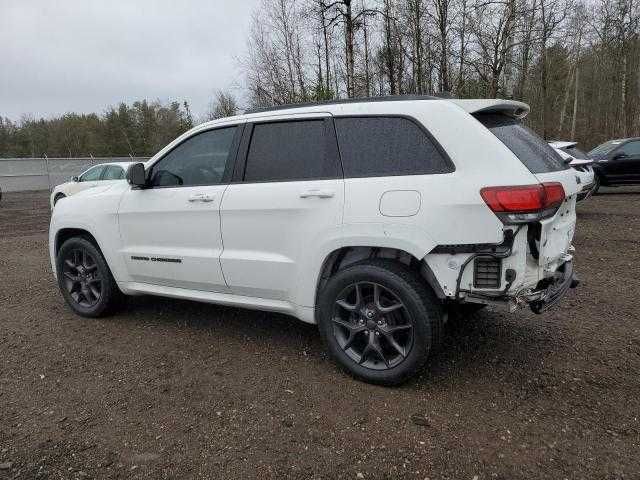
[{"left": 446, "top": 99, "right": 530, "bottom": 120}]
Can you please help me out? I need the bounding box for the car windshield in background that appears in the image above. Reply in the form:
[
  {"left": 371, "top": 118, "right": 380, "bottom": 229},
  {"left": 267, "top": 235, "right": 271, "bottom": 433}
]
[
  {"left": 589, "top": 140, "right": 623, "bottom": 157},
  {"left": 561, "top": 146, "right": 590, "bottom": 160},
  {"left": 475, "top": 113, "right": 568, "bottom": 174}
]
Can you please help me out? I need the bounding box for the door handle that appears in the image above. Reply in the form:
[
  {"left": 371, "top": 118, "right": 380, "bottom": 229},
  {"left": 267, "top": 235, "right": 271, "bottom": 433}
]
[
  {"left": 188, "top": 193, "right": 215, "bottom": 203},
  {"left": 299, "top": 189, "right": 335, "bottom": 199}
]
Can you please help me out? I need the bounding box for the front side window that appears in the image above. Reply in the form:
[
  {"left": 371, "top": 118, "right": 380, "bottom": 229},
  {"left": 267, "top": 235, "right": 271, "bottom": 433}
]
[
  {"left": 475, "top": 114, "right": 568, "bottom": 174},
  {"left": 103, "top": 165, "right": 125, "bottom": 180},
  {"left": 334, "top": 116, "right": 452, "bottom": 178},
  {"left": 149, "top": 127, "right": 237, "bottom": 187},
  {"left": 618, "top": 141, "right": 640, "bottom": 156},
  {"left": 79, "top": 166, "right": 104, "bottom": 182},
  {"left": 243, "top": 120, "right": 335, "bottom": 182}
]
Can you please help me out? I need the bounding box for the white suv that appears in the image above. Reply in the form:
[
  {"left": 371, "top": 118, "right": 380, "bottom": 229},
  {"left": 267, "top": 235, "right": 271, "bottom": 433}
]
[{"left": 49, "top": 96, "right": 580, "bottom": 385}]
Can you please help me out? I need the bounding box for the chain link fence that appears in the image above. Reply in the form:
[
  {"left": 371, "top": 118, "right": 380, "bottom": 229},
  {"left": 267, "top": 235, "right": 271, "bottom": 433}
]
[{"left": 0, "top": 157, "right": 149, "bottom": 192}]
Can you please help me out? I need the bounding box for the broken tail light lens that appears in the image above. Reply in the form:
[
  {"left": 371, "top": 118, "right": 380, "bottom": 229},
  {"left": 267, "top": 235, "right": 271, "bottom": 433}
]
[{"left": 480, "top": 182, "right": 566, "bottom": 223}]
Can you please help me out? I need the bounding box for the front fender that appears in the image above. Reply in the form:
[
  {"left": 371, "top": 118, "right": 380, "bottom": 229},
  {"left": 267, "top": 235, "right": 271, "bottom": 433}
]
[{"left": 49, "top": 185, "right": 128, "bottom": 282}]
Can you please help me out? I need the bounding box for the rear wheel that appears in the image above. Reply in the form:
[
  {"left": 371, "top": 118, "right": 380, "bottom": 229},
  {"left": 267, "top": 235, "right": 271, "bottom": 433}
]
[
  {"left": 56, "top": 237, "right": 124, "bottom": 317},
  {"left": 317, "top": 259, "right": 443, "bottom": 386}
]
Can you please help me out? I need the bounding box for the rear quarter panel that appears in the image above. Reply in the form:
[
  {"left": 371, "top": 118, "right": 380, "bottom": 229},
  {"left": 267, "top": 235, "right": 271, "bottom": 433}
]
[
  {"left": 336, "top": 100, "right": 541, "bottom": 254},
  {"left": 328, "top": 100, "right": 548, "bottom": 301}
]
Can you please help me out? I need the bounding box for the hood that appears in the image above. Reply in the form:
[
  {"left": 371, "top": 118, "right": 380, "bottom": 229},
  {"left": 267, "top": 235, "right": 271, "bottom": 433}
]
[{"left": 73, "top": 182, "right": 122, "bottom": 199}]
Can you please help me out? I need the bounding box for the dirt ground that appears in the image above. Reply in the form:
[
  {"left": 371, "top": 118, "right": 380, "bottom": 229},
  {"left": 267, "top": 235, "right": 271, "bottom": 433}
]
[{"left": 1, "top": 189, "right": 639, "bottom": 480}]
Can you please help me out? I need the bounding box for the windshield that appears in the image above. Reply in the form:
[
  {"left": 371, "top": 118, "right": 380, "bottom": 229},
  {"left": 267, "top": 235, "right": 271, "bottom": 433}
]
[
  {"left": 475, "top": 113, "right": 568, "bottom": 174},
  {"left": 589, "top": 140, "right": 623, "bottom": 157}
]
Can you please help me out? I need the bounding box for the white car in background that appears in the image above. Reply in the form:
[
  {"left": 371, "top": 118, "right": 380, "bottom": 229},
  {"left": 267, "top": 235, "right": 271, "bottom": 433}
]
[
  {"left": 50, "top": 162, "right": 132, "bottom": 209},
  {"left": 549, "top": 141, "right": 596, "bottom": 200}
]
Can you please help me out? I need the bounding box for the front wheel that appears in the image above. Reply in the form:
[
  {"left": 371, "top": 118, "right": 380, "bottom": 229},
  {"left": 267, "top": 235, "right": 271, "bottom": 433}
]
[
  {"left": 317, "top": 260, "right": 443, "bottom": 386},
  {"left": 56, "top": 237, "right": 124, "bottom": 317}
]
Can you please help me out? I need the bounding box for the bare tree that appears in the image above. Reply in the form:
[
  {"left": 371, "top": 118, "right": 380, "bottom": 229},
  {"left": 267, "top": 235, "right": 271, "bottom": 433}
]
[
  {"left": 469, "top": 0, "right": 519, "bottom": 97},
  {"left": 207, "top": 90, "right": 240, "bottom": 120}
]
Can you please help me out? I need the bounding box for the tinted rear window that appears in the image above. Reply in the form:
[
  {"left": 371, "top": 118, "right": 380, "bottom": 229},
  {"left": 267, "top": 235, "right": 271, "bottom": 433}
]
[
  {"left": 334, "top": 117, "right": 452, "bottom": 178},
  {"left": 475, "top": 114, "right": 568, "bottom": 174},
  {"left": 244, "top": 120, "right": 337, "bottom": 182}
]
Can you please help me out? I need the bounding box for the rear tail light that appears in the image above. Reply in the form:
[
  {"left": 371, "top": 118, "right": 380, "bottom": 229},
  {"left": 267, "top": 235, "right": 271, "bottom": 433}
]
[{"left": 480, "top": 182, "right": 565, "bottom": 223}]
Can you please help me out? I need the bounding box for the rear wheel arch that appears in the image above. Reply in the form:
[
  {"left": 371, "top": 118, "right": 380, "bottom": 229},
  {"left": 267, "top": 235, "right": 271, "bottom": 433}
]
[{"left": 315, "top": 246, "right": 445, "bottom": 307}]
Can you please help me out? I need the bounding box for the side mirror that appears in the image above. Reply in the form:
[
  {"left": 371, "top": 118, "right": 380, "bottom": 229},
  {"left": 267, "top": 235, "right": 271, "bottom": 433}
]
[
  {"left": 71, "top": 176, "right": 79, "bottom": 182},
  {"left": 127, "top": 163, "right": 147, "bottom": 188}
]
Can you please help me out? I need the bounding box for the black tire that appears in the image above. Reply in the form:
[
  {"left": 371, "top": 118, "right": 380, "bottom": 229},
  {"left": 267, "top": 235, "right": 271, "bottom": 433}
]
[
  {"left": 56, "top": 237, "right": 124, "bottom": 317},
  {"left": 53, "top": 193, "right": 66, "bottom": 206},
  {"left": 591, "top": 176, "right": 600, "bottom": 195},
  {"left": 317, "top": 259, "right": 444, "bottom": 386}
]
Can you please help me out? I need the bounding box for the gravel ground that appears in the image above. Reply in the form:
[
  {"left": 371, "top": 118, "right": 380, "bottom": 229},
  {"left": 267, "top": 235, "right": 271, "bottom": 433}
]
[{"left": 1, "top": 189, "right": 639, "bottom": 480}]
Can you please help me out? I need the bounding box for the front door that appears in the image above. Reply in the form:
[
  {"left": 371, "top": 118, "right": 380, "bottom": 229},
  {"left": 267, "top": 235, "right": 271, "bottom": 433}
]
[
  {"left": 219, "top": 117, "right": 343, "bottom": 304},
  {"left": 118, "top": 125, "right": 242, "bottom": 292}
]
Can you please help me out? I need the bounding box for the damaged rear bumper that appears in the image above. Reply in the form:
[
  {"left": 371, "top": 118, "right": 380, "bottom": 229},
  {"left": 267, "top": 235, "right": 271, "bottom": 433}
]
[
  {"left": 528, "top": 260, "right": 578, "bottom": 313},
  {"left": 461, "top": 260, "right": 578, "bottom": 313}
]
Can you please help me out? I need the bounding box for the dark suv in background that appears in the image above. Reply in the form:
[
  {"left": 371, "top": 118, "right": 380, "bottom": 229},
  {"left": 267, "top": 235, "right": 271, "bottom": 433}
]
[{"left": 589, "top": 137, "right": 640, "bottom": 189}]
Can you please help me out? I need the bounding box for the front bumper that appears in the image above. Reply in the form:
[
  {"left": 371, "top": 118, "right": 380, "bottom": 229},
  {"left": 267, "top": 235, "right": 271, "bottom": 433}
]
[{"left": 528, "top": 261, "right": 577, "bottom": 313}]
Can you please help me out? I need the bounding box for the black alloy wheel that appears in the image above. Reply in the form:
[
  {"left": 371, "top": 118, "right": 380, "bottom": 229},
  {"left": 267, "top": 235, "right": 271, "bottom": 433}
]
[
  {"left": 61, "top": 248, "right": 103, "bottom": 308},
  {"left": 56, "top": 237, "right": 124, "bottom": 317},
  {"left": 318, "top": 259, "right": 443, "bottom": 385},
  {"left": 332, "top": 282, "right": 414, "bottom": 370}
]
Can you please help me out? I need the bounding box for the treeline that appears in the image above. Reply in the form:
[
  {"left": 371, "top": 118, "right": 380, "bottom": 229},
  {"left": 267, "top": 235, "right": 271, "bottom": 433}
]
[
  {"left": 0, "top": 100, "right": 193, "bottom": 158},
  {"left": 2, "top": 0, "right": 638, "bottom": 157},
  {"left": 241, "top": 0, "right": 640, "bottom": 148}
]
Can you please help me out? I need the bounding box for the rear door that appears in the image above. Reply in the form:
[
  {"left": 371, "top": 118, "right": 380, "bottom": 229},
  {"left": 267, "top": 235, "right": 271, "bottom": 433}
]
[{"left": 219, "top": 115, "right": 343, "bottom": 304}]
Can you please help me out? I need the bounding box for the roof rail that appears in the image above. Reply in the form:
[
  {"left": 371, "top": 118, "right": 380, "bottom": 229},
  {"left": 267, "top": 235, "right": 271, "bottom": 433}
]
[{"left": 244, "top": 94, "right": 440, "bottom": 114}]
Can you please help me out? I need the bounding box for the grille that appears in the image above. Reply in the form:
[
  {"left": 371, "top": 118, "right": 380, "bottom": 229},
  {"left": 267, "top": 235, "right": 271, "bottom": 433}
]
[{"left": 473, "top": 257, "right": 502, "bottom": 289}]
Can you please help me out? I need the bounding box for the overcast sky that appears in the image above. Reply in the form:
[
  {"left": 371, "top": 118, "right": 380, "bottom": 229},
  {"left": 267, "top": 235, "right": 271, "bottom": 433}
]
[{"left": 0, "top": 0, "right": 259, "bottom": 121}]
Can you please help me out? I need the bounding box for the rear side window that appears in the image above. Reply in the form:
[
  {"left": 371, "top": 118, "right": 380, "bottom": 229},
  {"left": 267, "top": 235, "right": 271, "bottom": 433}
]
[
  {"left": 475, "top": 114, "right": 567, "bottom": 174},
  {"left": 244, "top": 120, "right": 337, "bottom": 182},
  {"left": 335, "top": 116, "right": 452, "bottom": 177}
]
